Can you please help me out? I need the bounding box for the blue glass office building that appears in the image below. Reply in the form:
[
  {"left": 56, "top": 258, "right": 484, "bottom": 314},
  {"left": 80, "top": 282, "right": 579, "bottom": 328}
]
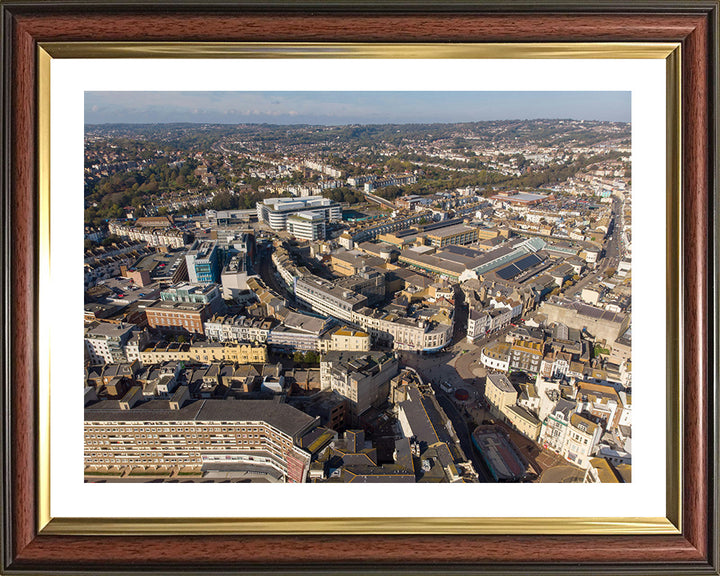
[{"left": 186, "top": 241, "right": 221, "bottom": 284}]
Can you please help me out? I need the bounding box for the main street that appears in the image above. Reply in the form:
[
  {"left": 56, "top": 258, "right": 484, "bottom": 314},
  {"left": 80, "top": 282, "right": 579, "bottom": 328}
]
[
  {"left": 398, "top": 321, "right": 514, "bottom": 393},
  {"left": 257, "top": 244, "right": 304, "bottom": 308},
  {"left": 398, "top": 323, "right": 520, "bottom": 483},
  {"left": 402, "top": 355, "right": 493, "bottom": 482},
  {"left": 436, "top": 393, "right": 492, "bottom": 482},
  {"left": 563, "top": 196, "right": 625, "bottom": 298}
]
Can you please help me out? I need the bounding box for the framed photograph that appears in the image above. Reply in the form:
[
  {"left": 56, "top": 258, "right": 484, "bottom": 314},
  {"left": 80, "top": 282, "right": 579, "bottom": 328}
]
[{"left": 1, "top": 1, "right": 717, "bottom": 574}]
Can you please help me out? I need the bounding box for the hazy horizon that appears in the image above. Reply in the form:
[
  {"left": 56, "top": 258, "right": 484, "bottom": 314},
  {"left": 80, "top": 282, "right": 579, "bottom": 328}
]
[{"left": 85, "top": 91, "right": 631, "bottom": 126}]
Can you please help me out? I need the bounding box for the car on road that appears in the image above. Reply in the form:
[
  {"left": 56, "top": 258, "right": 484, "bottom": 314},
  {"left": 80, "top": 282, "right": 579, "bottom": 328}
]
[{"left": 440, "top": 381, "right": 454, "bottom": 394}]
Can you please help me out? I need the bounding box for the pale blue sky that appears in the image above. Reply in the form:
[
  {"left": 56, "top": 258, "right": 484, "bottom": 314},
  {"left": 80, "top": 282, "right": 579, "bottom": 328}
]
[{"left": 85, "top": 91, "right": 630, "bottom": 125}]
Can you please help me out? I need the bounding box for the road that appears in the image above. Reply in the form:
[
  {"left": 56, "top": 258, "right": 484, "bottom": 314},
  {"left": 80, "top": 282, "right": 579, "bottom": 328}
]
[
  {"left": 436, "top": 394, "right": 492, "bottom": 482},
  {"left": 363, "top": 191, "right": 395, "bottom": 210},
  {"left": 400, "top": 352, "right": 497, "bottom": 481},
  {"left": 257, "top": 246, "right": 296, "bottom": 304},
  {"left": 453, "top": 325, "right": 513, "bottom": 379},
  {"left": 399, "top": 323, "right": 515, "bottom": 396},
  {"left": 563, "top": 196, "right": 625, "bottom": 298}
]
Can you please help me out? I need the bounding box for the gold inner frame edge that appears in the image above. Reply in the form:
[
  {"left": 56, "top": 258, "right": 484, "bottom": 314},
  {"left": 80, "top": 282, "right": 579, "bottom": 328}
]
[
  {"left": 40, "top": 41, "right": 679, "bottom": 59},
  {"left": 36, "top": 41, "right": 683, "bottom": 536}
]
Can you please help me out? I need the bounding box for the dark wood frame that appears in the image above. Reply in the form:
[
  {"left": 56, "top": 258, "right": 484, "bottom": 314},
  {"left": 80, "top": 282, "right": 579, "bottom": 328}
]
[{"left": 1, "top": 1, "right": 717, "bottom": 574}]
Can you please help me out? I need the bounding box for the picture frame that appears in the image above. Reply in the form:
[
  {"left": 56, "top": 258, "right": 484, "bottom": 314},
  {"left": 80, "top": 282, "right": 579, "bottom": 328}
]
[{"left": 1, "top": 1, "right": 717, "bottom": 574}]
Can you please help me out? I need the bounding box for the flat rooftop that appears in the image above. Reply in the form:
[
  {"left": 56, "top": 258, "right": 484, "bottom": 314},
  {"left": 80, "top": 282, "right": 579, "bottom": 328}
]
[
  {"left": 295, "top": 275, "right": 368, "bottom": 306},
  {"left": 425, "top": 223, "right": 477, "bottom": 239},
  {"left": 188, "top": 241, "right": 217, "bottom": 260},
  {"left": 85, "top": 322, "right": 135, "bottom": 338},
  {"left": 487, "top": 373, "right": 516, "bottom": 393},
  {"left": 491, "top": 192, "right": 550, "bottom": 203},
  {"left": 85, "top": 398, "right": 317, "bottom": 438},
  {"left": 283, "top": 311, "right": 328, "bottom": 334},
  {"left": 147, "top": 301, "right": 207, "bottom": 312},
  {"left": 399, "top": 250, "right": 467, "bottom": 276},
  {"left": 333, "top": 327, "right": 369, "bottom": 338},
  {"left": 263, "top": 196, "right": 334, "bottom": 211},
  {"left": 550, "top": 298, "right": 626, "bottom": 324},
  {"left": 322, "top": 351, "right": 395, "bottom": 374}
]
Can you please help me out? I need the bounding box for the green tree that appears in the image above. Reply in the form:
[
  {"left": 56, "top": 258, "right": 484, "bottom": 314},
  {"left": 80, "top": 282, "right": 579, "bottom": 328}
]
[
  {"left": 209, "top": 191, "right": 240, "bottom": 211},
  {"left": 303, "top": 351, "right": 319, "bottom": 364},
  {"left": 101, "top": 234, "right": 122, "bottom": 247},
  {"left": 106, "top": 204, "right": 123, "bottom": 220}
]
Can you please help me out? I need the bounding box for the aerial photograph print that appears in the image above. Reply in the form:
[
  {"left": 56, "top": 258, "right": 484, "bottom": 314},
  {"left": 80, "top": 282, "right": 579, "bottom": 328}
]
[{"left": 83, "top": 91, "right": 632, "bottom": 484}]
